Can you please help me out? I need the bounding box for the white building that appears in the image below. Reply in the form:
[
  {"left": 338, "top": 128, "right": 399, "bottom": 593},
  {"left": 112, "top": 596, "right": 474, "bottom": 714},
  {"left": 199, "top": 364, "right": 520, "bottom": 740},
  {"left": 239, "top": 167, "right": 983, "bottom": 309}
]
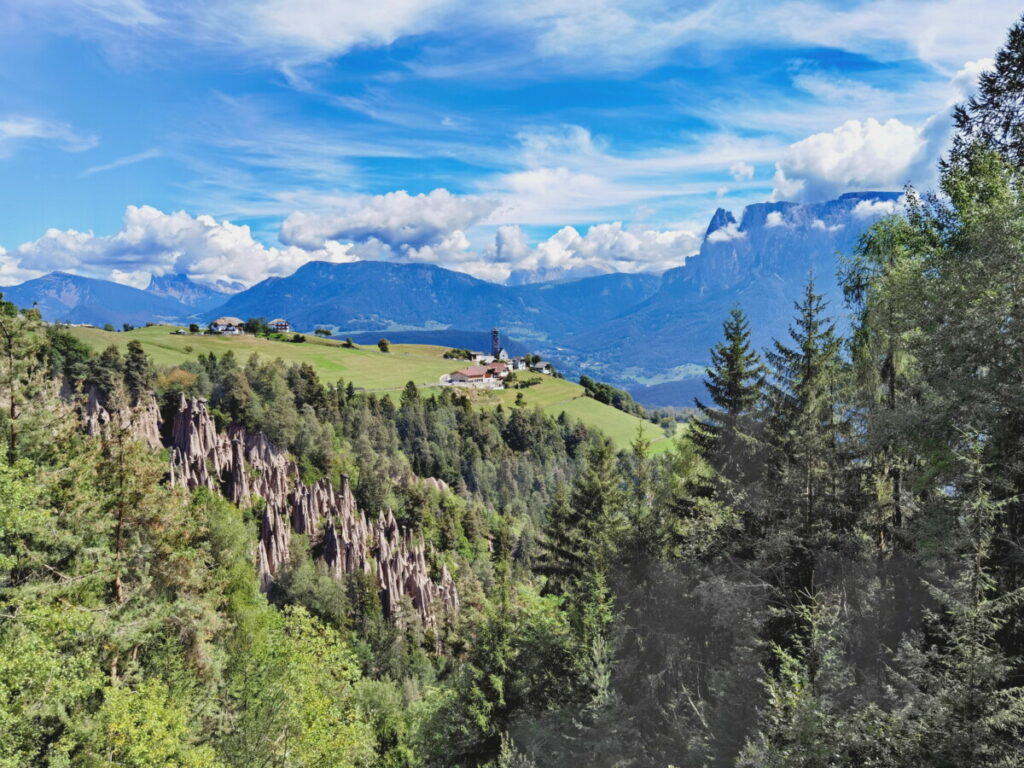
[
  {"left": 440, "top": 364, "right": 505, "bottom": 389},
  {"left": 211, "top": 316, "right": 244, "bottom": 335}
]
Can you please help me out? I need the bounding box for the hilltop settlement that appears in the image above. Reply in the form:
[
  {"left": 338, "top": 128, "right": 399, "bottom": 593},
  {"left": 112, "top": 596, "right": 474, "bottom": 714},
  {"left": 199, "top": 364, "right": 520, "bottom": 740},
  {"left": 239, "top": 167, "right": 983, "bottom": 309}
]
[{"left": 440, "top": 328, "right": 553, "bottom": 389}]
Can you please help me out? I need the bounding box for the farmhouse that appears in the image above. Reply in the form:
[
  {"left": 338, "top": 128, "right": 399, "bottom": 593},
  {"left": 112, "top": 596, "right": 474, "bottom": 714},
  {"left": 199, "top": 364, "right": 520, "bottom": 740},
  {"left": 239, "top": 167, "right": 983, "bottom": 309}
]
[
  {"left": 268, "top": 318, "right": 291, "bottom": 333},
  {"left": 441, "top": 363, "right": 508, "bottom": 390},
  {"left": 211, "top": 316, "right": 244, "bottom": 335}
]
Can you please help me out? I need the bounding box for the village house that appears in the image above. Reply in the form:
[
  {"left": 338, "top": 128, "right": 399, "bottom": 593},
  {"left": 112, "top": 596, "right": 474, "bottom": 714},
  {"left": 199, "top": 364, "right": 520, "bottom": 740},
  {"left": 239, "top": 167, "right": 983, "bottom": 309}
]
[
  {"left": 440, "top": 361, "right": 510, "bottom": 389},
  {"left": 445, "top": 329, "right": 553, "bottom": 388},
  {"left": 210, "top": 316, "right": 244, "bottom": 335},
  {"left": 268, "top": 318, "right": 291, "bottom": 333},
  {"left": 530, "top": 361, "right": 553, "bottom": 375}
]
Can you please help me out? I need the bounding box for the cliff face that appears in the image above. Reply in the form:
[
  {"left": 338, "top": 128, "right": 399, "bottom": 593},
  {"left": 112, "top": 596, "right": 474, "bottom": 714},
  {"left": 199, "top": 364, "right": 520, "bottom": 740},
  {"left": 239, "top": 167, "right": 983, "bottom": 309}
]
[
  {"left": 82, "top": 387, "right": 164, "bottom": 450},
  {"left": 168, "top": 395, "right": 459, "bottom": 628}
]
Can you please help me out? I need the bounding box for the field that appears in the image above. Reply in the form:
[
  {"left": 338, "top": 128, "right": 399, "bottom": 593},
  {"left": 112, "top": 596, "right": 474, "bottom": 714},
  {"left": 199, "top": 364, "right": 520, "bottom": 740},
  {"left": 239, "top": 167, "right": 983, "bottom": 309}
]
[{"left": 69, "top": 325, "right": 677, "bottom": 453}]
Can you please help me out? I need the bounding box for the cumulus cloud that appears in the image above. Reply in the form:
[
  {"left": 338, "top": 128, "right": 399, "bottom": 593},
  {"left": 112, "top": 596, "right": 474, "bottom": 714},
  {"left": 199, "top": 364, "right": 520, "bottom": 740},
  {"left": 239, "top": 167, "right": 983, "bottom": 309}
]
[
  {"left": 280, "top": 188, "right": 495, "bottom": 250},
  {"left": 2, "top": 205, "right": 356, "bottom": 288},
  {"left": 765, "top": 211, "right": 786, "bottom": 227},
  {"left": 706, "top": 221, "right": 746, "bottom": 243},
  {"left": 729, "top": 161, "right": 755, "bottom": 181},
  {"left": 811, "top": 218, "right": 843, "bottom": 232},
  {"left": 0, "top": 115, "right": 98, "bottom": 158},
  {"left": 771, "top": 118, "right": 925, "bottom": 201},
  {"left": 489, "top": 222, "right": 700, "bottom": 282},
  {"left": 770, "top": 56, "right": 999, "bottom": 203},
  {"left": 852, "top": 197, "right": 903, "bottom": 219}
]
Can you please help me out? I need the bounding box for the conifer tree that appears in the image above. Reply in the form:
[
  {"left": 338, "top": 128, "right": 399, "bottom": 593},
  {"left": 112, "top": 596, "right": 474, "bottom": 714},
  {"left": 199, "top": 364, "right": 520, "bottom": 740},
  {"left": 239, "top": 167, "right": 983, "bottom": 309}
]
[
  {"left": 947, "top": 13, "right": 1024, "bottom": 169},
  {"left": 123, "top": 339, "right": 155, "bottom": 406},
  {"left": 693, "top": 305, "right": 765, "bottom": 492},
  {"left": 536, "top": 441, "right": 623, "bottom": 594},
  {"left": 764, "top": 278, "right": 847, "bottom": 536},
  {"left": 0, "top": 296, "right": 44, "bottom": 464}
]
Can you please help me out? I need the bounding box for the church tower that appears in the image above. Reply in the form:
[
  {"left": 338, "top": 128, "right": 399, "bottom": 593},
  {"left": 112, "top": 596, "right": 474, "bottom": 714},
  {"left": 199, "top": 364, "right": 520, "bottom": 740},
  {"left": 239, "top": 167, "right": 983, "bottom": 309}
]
[{"left": 491, "top": 328, "right": 500, "bottom": 358}]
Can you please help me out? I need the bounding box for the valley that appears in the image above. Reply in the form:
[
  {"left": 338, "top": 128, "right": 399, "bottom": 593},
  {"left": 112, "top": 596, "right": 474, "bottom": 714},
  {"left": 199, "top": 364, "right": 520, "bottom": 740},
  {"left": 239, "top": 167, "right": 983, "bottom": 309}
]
[{"left": 7, "top": 192, "right": 901, "bottom": 408}]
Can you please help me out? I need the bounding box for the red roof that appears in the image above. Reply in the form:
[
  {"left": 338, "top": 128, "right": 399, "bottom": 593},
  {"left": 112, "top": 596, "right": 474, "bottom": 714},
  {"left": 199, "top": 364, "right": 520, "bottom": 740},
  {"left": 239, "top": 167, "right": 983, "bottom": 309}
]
[{"left": 451, "top": 365, "right": 491, "bottom": 379}]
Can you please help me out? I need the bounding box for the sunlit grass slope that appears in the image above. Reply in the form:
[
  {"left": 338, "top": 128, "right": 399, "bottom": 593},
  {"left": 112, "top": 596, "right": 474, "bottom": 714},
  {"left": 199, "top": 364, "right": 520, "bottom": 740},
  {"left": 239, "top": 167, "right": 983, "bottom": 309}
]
[{"left": 69, "top": 325, "right": 677, "bottom": 452}]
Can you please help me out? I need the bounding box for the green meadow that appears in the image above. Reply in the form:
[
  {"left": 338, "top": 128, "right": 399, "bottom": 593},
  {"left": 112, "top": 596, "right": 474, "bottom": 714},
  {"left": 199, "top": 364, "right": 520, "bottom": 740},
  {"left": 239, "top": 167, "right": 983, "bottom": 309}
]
[{"left": 68, "top": 325, "right": 677, "bottom": 452}]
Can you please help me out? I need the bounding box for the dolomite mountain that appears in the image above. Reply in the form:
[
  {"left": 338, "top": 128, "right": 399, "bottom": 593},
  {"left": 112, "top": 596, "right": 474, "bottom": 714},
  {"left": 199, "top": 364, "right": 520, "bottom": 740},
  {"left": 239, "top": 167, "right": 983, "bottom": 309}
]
[{"left": 9, "top": 191, "right": 903, "bottom": 406}]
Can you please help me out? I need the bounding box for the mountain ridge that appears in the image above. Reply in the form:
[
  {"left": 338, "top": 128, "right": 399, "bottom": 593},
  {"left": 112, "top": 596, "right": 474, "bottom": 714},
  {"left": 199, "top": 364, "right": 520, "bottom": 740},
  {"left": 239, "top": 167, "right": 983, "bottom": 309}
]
[{"left": 2, "top": 191, "right": 902, "bottom": 404}]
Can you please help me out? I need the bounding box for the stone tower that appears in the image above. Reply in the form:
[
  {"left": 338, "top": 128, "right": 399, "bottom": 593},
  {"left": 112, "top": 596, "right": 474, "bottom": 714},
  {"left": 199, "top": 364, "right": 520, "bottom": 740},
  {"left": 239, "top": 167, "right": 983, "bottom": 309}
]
[{"left": 491, "top": 328, "right": 500, "bottom": 357}]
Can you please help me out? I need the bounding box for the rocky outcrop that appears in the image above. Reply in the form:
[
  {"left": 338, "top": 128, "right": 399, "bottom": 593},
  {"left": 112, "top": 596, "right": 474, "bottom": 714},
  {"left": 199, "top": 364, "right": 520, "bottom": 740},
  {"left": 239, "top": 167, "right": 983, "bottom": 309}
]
[
  {"left": 169, "top": 395, "right": 459, "bottom": 628},
  {"left": 82, "top": 387, "right": 163, "bottom": 450}
]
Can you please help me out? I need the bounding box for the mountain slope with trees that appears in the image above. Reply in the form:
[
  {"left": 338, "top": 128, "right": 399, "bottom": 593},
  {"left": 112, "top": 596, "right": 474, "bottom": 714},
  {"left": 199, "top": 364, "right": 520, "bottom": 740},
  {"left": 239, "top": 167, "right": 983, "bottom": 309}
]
[{"left": 3, "top": 15, "right": 1024, "bottom": 768}]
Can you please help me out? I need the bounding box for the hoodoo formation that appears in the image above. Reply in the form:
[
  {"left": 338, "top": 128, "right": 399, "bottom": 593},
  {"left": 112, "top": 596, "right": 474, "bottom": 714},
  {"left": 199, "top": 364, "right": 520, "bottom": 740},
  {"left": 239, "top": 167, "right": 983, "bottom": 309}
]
[{"left": 167, "top": 394, "right": 459, "bottom": 628}]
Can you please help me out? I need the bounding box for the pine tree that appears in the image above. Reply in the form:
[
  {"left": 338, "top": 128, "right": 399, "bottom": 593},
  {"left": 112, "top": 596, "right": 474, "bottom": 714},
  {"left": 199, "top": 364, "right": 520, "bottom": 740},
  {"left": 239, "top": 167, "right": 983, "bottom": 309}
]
[
  {"left": 536, "top": 441, "right": 623, "bottom": 594},
  {"left": 693, "top": 305, "right": 765, "bottom": 492},
  {"left": 947, "top": 14, "right": 1024, "bottom": 170},
  {"left": 764, "top": 278, "right": 847, "bottom": 536},
  {"left": 0, "top": 298, "right": 44, "bottom": 464},
  {"left": 123, "top": 340, "right": 155, "bottom": 406},
  {"left": 841, "top": 211, "right": 928, "bottom": 544},
  {"left": 891, "top": 451, "right": 1024, "bottom": 767}
]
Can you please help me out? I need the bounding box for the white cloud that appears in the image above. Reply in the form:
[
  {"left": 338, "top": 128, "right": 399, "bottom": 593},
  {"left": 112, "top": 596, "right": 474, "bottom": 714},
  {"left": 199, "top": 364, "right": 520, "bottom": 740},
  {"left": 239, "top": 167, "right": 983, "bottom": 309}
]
[
  {"left": 765, "top": 210, "right": 786, "bottom": 227},
  {"left": 16, "top": 0, "right": 1022, "bottom": 85},
  {"left": 489, "top": 222, "right": 699, "bottom": 282},
  {"left": 729, "top": 161, "right": 754, "bottom": 181},
  {"left": 852, "top": 197, "right": 902, "bottom": 219},
  {"left": 245, "top": 0, "right": 451, "bottom": 61},
  {"left": 81, "top": 147, "right": 161, "bottom": 176},
  {"left": 3, "top": 205, "right": 356, "bottom": 288},
  {"left": 0, "top": 246, "right": 46, "bottom": 285},
  {"left": 0, "top": 115, "right": 97, "bottom": 158},
  {"left": 811, "top": 218, "right": 843, "bottom": 232},
  {"left": 279, "top": 188, "right": 495, "bottom": 250},
  {"left": 772, "top": 118, "right": 925, "bottom": 201},
  {"left": 706, "top": 221, "right": 746, "bottom": 243}
]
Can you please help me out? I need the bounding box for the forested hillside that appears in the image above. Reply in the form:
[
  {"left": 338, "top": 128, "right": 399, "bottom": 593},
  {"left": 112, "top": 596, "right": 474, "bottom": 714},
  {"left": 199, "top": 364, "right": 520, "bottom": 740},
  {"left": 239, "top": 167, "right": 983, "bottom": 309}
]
[{"left": 3, "top": 17, "right": 1024, "bottom": 768}]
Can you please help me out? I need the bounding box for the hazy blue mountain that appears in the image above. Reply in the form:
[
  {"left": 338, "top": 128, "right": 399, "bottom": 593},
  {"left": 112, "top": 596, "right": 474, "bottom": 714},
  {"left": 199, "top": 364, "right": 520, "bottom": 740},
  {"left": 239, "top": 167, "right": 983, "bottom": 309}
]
[
  {"left": 206, "top": 261, "right": 660, "bottom": 340},
  {"left": 2, "top": 192, "right": 901, "bottom": 406},
  {"left": 146, "top": 273, "right": 236, "bottom": 312},
  {"left": 563, "top": 192, "right": 902, "bottom": 400},
  {"left": 505, "top": 263, "right": 614, "bottom": 286},
  {"left": 2, "top": 272, "right": 193, "bottom": 326}
]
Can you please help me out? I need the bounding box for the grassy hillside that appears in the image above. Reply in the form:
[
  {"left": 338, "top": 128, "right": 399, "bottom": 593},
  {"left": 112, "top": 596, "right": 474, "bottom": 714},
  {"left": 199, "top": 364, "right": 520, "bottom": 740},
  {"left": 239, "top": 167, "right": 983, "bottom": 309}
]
[{"left": 69, "top": 325, "right": 676, "bottom": 452}]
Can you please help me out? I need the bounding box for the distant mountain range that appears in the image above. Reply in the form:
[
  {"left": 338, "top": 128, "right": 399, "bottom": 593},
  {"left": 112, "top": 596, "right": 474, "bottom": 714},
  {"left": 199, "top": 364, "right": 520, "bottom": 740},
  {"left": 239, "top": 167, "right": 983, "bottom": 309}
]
[
  {"left": 145, "top": 273, "right": 236, "bottom": 312},
  {"left": 2, "top": 191, "right": 900, "bottom": 406}
]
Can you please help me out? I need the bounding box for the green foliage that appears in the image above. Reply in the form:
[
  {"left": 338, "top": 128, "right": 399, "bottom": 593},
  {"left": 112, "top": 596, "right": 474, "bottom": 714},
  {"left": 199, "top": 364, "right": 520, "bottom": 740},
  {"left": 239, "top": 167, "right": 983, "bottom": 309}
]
[
  {"left": 243, "top": 317, "right": 267, "bottom": 335},
  {"left": 691, "top": 306, "right": 765, "bottom": 494},
  {"left": 578, "top": 374, "right": 646, "bottom": 418}
]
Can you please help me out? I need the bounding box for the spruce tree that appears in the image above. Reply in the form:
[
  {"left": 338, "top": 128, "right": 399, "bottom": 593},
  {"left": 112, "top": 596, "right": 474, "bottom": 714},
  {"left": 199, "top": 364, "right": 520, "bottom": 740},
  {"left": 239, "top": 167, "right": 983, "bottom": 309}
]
[
  {"left": 764, "top": 278, "right": 847, "bottom": 536},
  {"left": 123, "top": 340, "right": 155, "bottom": 406},
  {"left": 693, "top": 305, "right": 765, "bottom": 490},
  {"left": 947, "top": 13, "right": 1024, "bottom": 169},
  {"left": 536, "top": 441, "right": 623, "bottom": 594}
]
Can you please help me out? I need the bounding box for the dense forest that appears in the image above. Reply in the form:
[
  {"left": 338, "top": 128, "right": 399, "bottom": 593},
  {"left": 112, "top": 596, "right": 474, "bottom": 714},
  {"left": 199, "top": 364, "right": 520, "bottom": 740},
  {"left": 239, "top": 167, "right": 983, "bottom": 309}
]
[{"left": 5, "top": 17, "right": 1024, "bottom": 768}]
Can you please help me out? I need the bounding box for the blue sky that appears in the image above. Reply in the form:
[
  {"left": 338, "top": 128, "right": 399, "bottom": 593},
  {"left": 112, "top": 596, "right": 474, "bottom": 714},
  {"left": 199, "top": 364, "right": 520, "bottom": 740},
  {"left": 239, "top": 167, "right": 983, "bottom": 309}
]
[{"left": 0, "top": 0, "right": 1020, "bottom": 287}]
